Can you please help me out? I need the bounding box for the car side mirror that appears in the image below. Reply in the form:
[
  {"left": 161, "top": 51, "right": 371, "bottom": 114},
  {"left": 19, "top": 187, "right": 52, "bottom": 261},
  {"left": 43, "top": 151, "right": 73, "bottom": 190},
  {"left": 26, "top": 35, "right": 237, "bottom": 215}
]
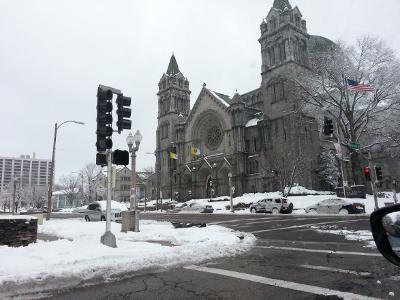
[{"left": 370, "top": 203, "right": 400, "bottom": 267}]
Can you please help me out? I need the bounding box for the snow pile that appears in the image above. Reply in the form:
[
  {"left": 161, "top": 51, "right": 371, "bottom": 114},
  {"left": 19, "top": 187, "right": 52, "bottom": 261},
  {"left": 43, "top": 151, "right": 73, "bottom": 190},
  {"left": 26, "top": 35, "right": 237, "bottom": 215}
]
[{"left": 0, "top": 218, "right": 255, "bottom": 298}]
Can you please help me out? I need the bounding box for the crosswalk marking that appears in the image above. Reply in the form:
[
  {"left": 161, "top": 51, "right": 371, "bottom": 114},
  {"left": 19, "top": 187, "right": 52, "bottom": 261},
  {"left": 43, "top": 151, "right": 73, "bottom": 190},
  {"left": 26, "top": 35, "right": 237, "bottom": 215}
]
[
  {"left": 256, "top": 245, "right": 381, "bottom": 256},
  {"left": 251, "top": 219, "right": 364, "bottom": 233},
  {"left": 185, "top": 266, "right": 384, "bottom": 300},
  {"left": 299, "top": 265, "right": 372, "bottom": 276}
]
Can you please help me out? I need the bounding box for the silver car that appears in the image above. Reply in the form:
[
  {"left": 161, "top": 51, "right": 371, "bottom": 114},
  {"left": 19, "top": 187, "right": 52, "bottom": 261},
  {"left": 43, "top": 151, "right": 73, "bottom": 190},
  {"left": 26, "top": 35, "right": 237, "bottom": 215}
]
[
  {"left": 84, "top": 201, "right": 123, "bottom": 222},
  {"left": 249, "top": 198, "right": 288, "bottom": 214}
]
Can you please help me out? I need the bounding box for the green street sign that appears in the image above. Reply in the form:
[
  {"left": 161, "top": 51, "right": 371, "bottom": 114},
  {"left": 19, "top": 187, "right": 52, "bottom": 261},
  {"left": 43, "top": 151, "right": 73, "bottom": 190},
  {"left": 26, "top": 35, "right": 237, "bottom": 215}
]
[
  {"left": 349, "top": 141, "right": 360, "bottom": 150},
  {"left": 373, "top": 162, "right": 383, "bottom": 166}
]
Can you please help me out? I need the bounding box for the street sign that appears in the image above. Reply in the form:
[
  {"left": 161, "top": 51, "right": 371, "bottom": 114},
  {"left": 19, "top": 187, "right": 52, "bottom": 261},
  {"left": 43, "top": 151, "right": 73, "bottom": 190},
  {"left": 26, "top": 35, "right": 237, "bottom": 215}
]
[
  {"left": 343, "top": 181, "right": 348, "bottom": 187},
  {"left": 373, "top": 162, "right": 383, "bottom": 166},
  {"left": 349, "top": 142, "right": 360, "bottom": 150}
]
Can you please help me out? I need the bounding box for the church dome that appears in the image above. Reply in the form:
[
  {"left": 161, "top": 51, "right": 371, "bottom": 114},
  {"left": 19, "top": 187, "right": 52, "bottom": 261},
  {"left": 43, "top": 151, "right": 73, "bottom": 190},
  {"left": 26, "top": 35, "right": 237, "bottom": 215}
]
[{"left": 309, "top": 35, "right": 336, "bottom": 53}]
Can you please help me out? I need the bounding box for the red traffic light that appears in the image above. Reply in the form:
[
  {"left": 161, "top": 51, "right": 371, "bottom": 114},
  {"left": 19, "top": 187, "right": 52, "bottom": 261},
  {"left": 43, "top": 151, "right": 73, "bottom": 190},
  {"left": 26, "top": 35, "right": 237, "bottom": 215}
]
[{"left": 365, "top": 167, "right": 371, "bottom": 181}]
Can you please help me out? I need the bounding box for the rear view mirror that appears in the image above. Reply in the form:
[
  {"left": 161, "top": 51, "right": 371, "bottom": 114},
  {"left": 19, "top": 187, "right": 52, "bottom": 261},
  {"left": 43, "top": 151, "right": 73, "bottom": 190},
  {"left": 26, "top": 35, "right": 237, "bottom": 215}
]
[{"left": 370, "top": 203, "right": 400, "bottom": 267}]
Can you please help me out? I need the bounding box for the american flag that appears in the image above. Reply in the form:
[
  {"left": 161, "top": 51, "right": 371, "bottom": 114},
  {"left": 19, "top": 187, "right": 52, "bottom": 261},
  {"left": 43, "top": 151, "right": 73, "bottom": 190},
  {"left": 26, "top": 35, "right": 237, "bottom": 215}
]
[{"left": 347, "top": 79, "right": 375, "bottom": 92}]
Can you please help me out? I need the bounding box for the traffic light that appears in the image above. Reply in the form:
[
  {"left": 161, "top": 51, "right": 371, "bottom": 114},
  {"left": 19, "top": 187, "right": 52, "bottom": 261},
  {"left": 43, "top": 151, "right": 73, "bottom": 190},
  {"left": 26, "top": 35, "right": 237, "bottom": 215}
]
[
  {"left": 116, "top": 94, "right": 131, "bottom": 133},
  {"left": 365, "top": 167, "right": 371, "bottom": 181},
  {"left": 96, "top": 88, "right": 113, "bottom": 151},
  {"left": 323, "top": 117, "right": 334, "bottom": 135},
  {"left": 375, "top": 167, "right": 383, "bottom": 180},
  {"left": 112, "top": 149, "right": 129, "bottom": 166},
  {"left": 96, "top": 153, "right": 107, "bottom": 166}
]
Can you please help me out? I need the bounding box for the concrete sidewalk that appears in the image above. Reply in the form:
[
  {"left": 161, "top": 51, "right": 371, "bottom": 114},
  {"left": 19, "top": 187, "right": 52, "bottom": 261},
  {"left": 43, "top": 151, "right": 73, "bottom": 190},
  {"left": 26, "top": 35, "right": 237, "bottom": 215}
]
[{"left": 37, "top": 233, "right": 60, "bottom": 241}]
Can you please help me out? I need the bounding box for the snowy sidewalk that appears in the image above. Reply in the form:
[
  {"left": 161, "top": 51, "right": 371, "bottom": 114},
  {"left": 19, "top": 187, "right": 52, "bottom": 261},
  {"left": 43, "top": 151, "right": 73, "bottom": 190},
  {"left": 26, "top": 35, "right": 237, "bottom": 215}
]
[{"left": 0, "top": 218, "right": 256, "bottom": 299}]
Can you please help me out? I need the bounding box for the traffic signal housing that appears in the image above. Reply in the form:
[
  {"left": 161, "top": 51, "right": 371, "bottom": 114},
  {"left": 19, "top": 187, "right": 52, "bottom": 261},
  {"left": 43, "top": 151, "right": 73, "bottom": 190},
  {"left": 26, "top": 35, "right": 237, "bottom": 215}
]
[
  {"left": 375, "top": 167, "right": 383, "bottom": 180},
  {"left": 112, "top": 149, "right": 129, "bottom": 166},
  {"left": 96, "top": 88, "right": 113, "bottom": 152},
  {"left": 365, "top": 167, "right": 371, "bottom": 181},
  {"left": 323, "top": 117, "right": 334, "bottom": 135},
  {"left": 116, "top": 94, "right": 132, "bottom": 133}
]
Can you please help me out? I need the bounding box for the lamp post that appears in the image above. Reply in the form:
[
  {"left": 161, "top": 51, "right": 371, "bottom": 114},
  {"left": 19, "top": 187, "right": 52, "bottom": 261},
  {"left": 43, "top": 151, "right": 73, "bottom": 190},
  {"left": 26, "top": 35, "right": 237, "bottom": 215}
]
[
  {"left": 47, "top": 121, "right": 84, "bottom": 221},
  {"left": 12, "top": 177, "right": 18, "bottom": 215},
  {"left": 228, "top": 172, "right": 234, "bottom": 213},
  {"left": 191, "top": 167, "right": 196, "bottom": 199},
  {"left": 126, "top": 130, "right": 142, "bottom": 232}
]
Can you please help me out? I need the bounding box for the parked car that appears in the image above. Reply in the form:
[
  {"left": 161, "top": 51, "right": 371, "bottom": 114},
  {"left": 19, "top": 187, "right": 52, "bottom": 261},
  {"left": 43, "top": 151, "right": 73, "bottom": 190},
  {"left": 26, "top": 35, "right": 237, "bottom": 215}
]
[
  {"left": 84, "top": 200, "right": 127, "bottom": 222},
  {"left": 249, "top": 198, "right": 290, "bottom": 214},
  {"left": 305, "top": 198, "right": 364, "bottom": 214},
  {"left": 72, "top": 205, "right": 87, "bottom": 213},
  {"left": 180, "top": 202, "right": 214, "bottom": 213}
]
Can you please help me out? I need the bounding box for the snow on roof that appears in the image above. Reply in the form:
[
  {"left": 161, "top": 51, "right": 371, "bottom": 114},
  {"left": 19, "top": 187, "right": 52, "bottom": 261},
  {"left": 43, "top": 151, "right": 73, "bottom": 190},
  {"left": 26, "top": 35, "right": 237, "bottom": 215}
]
[
  {"left": 245, "top": 118, "right": 259, "bottom": 127},
  {"left": 52, "top": 188, "right": 80, "bottom": 195},
  {"left": 95, "top": 200, "right": 128, "bottom": 211},
  {"left": 209, "top": 90, "right": 231, "bottom": 107},
  {"left": 0, "top": 215, "right": 37, "bottom": 220}
]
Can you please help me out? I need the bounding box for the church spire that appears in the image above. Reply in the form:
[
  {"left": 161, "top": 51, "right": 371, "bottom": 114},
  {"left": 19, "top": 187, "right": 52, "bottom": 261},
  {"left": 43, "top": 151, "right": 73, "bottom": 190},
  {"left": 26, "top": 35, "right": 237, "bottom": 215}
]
[
  {"left": 273, "top": 0, "right": 292, "bottom": 10},
  {"left": 166, "top": 53, "right": 180, "bottom": 75}
]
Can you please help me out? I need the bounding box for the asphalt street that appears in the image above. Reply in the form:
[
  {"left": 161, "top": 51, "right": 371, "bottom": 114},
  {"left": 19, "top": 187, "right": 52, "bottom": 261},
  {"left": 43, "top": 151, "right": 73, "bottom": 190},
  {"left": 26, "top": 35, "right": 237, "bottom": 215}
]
[{"left": 43, "top": 213, "right": 400, "bottom": 300}]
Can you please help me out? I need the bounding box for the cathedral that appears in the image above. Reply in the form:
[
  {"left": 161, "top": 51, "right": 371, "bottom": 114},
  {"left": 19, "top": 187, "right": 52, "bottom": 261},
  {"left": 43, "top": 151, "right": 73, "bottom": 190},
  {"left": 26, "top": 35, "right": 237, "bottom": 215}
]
[{"left": 154, "top": 0, "right": 342, "bottom": 202}]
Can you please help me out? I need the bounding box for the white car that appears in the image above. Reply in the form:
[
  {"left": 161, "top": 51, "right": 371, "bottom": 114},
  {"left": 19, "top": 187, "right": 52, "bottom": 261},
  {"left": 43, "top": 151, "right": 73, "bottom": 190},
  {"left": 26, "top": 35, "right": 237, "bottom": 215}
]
[
  {"left": 84, "top": 200, "right": 127, "bottom": 222},
  {"left": 305, "top": 198, "right": 364, "bottom": 214}
]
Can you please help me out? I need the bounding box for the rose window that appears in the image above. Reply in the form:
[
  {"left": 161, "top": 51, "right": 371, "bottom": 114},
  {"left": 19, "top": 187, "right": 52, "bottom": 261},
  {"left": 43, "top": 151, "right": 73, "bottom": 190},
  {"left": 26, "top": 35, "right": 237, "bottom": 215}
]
[{"left": 206, "top": 125, "right": 222, "bottom": 149}]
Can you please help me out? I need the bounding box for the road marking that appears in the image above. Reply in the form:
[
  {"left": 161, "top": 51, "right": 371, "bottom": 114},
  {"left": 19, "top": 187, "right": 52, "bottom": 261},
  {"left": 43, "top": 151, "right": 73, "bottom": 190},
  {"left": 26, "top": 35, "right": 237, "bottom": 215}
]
[
  {"left": 251, "top": 219, "right": 364, "bottom": 233},
  {"left": 300, "top": 265, "right": 372, "bottom": 276},
  {"left": 256, "top": 246, "right": 381, "bottom": 257},
  {"left": 185, "top": 266, "right": 383, "bottom": 300},
  {"left": 211, "top": 217, "right": 327, "bottom": 226},
  {"left": 209, "top": 217, "right": 278, "bottom": 225}
]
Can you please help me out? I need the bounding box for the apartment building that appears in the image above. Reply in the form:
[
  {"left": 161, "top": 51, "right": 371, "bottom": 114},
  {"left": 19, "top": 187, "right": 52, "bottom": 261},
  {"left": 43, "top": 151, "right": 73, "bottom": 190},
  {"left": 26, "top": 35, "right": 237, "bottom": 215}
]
[{"left": 0, "top": 154, "right": 52, "bottom": 192}]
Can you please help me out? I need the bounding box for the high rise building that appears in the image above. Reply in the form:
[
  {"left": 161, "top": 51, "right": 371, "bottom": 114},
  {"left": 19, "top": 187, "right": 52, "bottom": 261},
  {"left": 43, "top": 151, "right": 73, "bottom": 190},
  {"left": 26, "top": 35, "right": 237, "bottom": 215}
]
[{"left": 0, "top": 154, "right": 52, "bottom": 192}]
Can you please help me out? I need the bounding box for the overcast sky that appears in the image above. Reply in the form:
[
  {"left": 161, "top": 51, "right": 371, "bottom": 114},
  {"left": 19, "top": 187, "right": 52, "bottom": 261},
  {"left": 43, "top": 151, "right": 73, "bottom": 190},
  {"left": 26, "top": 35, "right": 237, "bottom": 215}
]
[{"left": 1, "top": 0, "right": 399, "bottom": 183}]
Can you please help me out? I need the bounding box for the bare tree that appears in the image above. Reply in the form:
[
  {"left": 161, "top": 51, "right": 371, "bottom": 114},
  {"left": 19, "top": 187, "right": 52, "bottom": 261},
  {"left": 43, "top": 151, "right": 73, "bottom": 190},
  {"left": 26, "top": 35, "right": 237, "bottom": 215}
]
[
  {"left": 141, "top": 165, "right": 154, "bottom": 174},
  {"left": 59, "top": 175, "right": 79, "bottom": 207},
  {"left": 79, "top": 163, "right": 103, "bottom": 204},
  {"left": 0, "top": 183, "right": 13, "bottom": 212},
  {"left": 287, "top": 34, "right": 400, "bottom": 184},
  {"left": 31, "top": 185, "right": 48, "bottom": 209},
  {"left": 261, "top": 115, "right": 317, "bottom": 196},
  {"left": 14, "top": 184, "right": 30, "bottom": 212},
  {"left": 317, "top": 148, "right": 341, "bottom": 188}
]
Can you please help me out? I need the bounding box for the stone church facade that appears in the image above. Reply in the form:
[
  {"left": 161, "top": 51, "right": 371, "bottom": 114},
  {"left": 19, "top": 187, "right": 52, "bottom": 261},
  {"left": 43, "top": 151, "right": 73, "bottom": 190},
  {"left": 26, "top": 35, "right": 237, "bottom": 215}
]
[{"left": 154, "top": 0, "right": 349, "bottom": 202}]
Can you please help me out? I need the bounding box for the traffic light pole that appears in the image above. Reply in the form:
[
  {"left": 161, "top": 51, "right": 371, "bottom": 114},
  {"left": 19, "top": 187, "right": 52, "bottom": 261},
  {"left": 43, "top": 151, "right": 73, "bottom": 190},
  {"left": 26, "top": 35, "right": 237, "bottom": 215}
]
[
  {"left": 100, "top": 149, "right": 117, "bottom": 248},
  {"left": 359, "top": 150, "right": 379, "bottom": 210},
  {"left": 336, "top": 124, "right": 348, "bottom": 198},
  {"left": 367, "top": 151, "right": 379, "bottom": 210}
]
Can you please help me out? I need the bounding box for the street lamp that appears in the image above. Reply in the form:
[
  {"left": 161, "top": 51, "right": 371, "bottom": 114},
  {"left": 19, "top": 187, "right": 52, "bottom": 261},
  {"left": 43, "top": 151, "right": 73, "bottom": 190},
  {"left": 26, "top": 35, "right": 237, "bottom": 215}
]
[
  {"left": 12, "top": 177, "right": 19, "bottom": 215},
  {"left": 228, "top": 172, "right": 234, "bottom": 213},
  {"left": 126, "top": 130, "right": 142, "bottom": 232},
  {"left": 47, "top": 121, "right": 84, "bottom": 221}
]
